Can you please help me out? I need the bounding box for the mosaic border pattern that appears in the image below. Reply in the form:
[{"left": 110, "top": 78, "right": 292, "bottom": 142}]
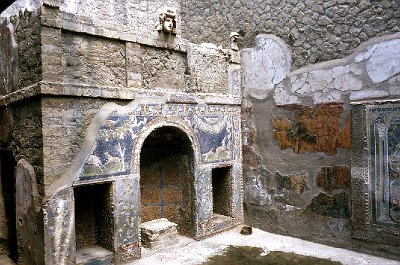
[{"left": 77, "top": 103, "right": 241, "bottom": 182}]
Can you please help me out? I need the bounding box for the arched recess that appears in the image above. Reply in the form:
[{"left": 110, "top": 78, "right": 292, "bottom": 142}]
[{"left": 133, "top": 118, "right": 200, "bottom": 237}]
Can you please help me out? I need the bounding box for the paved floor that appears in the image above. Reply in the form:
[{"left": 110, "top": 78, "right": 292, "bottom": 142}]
[{"left": 127, "top": 227, "right": 400, "bottom": 265}]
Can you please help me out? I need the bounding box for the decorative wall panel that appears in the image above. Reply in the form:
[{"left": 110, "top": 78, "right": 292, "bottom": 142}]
[{"left": 367, "top": 104, "right": 400, "bottom": 226}]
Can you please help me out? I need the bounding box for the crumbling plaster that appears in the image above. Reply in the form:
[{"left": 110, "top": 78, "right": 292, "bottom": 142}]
[
  {"left": 241, "top": 33, "right": 400, "bottom": 255},
  {"left": 243, "top": 33, "right": 400, "bottom": 105}
]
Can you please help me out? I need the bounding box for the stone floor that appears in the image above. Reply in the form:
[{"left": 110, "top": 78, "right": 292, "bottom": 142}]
[
  {"left": 127, "top": 227, "right": 400, "bottom": 265},
  {"left": 0, "top": 227, "right": 399, "bottom": 264}
]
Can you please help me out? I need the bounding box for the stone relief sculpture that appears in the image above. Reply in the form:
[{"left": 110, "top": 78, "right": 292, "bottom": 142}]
[
  {"left": 229, "top": 32, "right": 240, "bottom": 51},
  {"left": 156, "top": 8, "right": 177, "bottom": 34}
]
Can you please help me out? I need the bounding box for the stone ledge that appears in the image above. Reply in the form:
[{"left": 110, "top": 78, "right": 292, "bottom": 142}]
[
  {"left": 40, "top": 5, "right": 188, "bottom": 53},
  {"left": 0, "top": 82, "right": 242, "bottom": 106}
]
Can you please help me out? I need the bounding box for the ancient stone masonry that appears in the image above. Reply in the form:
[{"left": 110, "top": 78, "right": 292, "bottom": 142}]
[
  {"left": 0, "top": 0, "right": 400, "bottom": 264},
  {"left": 181, "top": 0, "right": 400, "bottom": 68},
  {"left": 0, "top": 1, "right": 243, "bottom": 264}
]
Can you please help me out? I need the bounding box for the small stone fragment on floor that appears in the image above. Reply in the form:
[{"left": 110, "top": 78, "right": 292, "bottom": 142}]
[{"left": 240, "top": 226, "right": 252, "bottom": 235}]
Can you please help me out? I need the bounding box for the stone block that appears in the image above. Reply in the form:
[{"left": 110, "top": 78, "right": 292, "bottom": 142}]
[{"left": 140, "top": 218, "right": 178, "bottom": 249}]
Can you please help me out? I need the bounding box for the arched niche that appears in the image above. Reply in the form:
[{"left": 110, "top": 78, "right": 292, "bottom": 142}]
[{"left": 139, "top": 126, "right": 195, "bottom": 237}]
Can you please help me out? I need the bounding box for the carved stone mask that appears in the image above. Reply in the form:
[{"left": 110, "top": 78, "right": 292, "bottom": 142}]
[{"left": 163, "top": 17, "right": 174, "bottom": 33}]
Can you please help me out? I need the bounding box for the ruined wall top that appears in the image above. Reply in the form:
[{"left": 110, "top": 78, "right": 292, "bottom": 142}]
[{"left": 181, "top": 0, "right": 399, "bottom": 69}]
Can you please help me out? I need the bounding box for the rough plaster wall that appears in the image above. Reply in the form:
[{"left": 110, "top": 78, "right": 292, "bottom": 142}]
[
  {"left": 181, "top": 0, "right": 400, "bottom": 69},
  {"left": 242, "top": 33, "right": 400, "bottom": 256},
  {"left": 187, "top": 44, "right": 229, "bottom": 94},
  {"left": 243, "top": 100, "right": 352, "bottom": 244},
  {"left": 141, "top": 46, "right": 188, "bottom": 92},
  {"left": 12, "top": 9, "right": 42, "bottom": 89},
  {"left": 61, "top": 32, "right": 126, "bottom": 87},
  {"left": 60, "top": 0, "right": 181, "bottom": 37},
  {"left": 12, "top": 98, "right": 44, "bottom": 196}
]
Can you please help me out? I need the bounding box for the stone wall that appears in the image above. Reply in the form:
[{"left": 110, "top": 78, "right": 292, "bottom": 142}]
[
  {"left": 181, "top": 0, "right": 399, "bottom": 68},
  {"left": 11, "top": 99, "right": 44, "bottom": 195},
  {"left": 0, "top": 10, "right": 43, "bottom": 262},
  {"left": 242, "top": 33, "right": 400, "bottom": 258},
  {"left": 13, "top": 10, "right": 42, "bottom": 90},
  {"left": 243, "top": 99, "right": 352, "bottom": 246},
  {"left": 0, "top": 2, "right": 243, "bottom": 263}
]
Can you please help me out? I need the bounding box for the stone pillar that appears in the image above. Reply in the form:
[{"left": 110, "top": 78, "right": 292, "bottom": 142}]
[
  {"left": 194, "top": 166, "right": 212, "bottom": 238},
  {"left": 231, "top": 162, "right": 243, "bottom": 221},
  {"left": 43, "top": 188, "right": 74, "bottom": 265},
  {"left": 114, "top": 176, "right": 140, "bottom": 263},
  {"left": 376, "top": 124, "right": 391, "bottom": 222}
]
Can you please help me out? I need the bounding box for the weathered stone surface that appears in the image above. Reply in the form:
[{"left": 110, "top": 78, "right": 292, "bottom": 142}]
[
  {"left": 181, "top": 1, "right": 399, "bottom": 68},
  {"left": 126, "top": 42, "right": 143, "bottom": 89},
  {"left": 44, "top": 188, "right": 74, "bottom": 265},
  {"left": 0, "top": 254, "right": 16, "bottom": 265},
  {"left": 16, "top": 159, "right": 43, "bottom": 265},
  {"left": 13, "top": 10, "right": 42, "bottom": 90},
  {"left": 114, "top": 177, "right": 140, "bottom": 262},
  {"left": 0, "top": 20, "right": 18, "bottom": 95},
  {"left": 307, "top": 192, "right": 350, "bottom": 219},
  {"left": 41, "top": 26, "right": 62, "bottom": 83},
  {"left": 0, "top": 107, "right": 12, "bottom": 144},
  {"left": 188, "top": 43, "right": 229, "bottom": 93},
  {"left": 61, "top": 32, "right": 125, "bottom": 87},
  {"left": 140, "top": 218, "right": 178, "bottom": 249},
  {"left": 75, "top": 246, "right": 113, "bottom": 265},
  {"left": 59, "top": 0, "right": 182, "bottom": 37},
  {"left": 316, "top": 166, "right": 350, "bottom": 192},
  {"left": 141, "top": 46, "right": 187, "bottom": 92}
]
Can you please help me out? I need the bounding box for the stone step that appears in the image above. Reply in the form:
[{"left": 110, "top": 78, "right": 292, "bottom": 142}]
[{"left": 140, "top": 218, "right": 178, "bottom": 250}]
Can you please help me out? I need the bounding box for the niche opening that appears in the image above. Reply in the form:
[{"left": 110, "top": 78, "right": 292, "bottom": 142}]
[{"left": 74, "top": 183, "right": 114, "bottom": 264}]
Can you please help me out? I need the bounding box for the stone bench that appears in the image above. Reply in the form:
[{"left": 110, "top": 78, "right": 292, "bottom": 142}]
[{"left": 140, "top": 218, "right": 178, "bottom": 249}]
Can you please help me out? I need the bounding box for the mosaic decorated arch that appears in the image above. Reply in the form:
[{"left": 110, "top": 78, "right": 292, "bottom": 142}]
[{"left": 44, "top": 101, "right": 243, "bottom": 263}]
